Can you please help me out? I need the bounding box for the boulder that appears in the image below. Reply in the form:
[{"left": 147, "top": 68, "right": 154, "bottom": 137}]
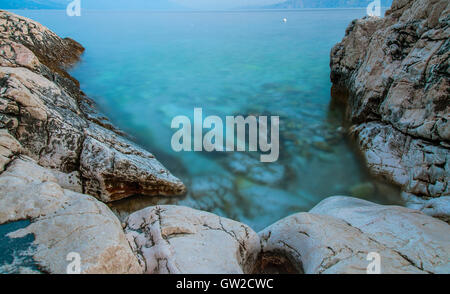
[
  {"left": 259, "top": 196, "right": 450, "bottom": 274},
  {"left": 351, "top": 122, "right": 449, "bottom": 198},
  {"left": 311, "top": 196, "right": 450, "bottom": 273},
  {"left": 0, "top": 10, "right": 185, "bottom": 202},
  {"left": 330, "top": 0, "right": 449, "bottom": 218},
  {"left": 0, "top": 156, "right": 143, "bottom": 274},
  {"left": 124, "top": 205, "right": 260, "bottom": 274},
  {"left": 259, "top": 212, "right": 425, "bottom": 274},
  {"left": 0, "top": 10, "right": 84, "bottom": 79},
  {"left": 402, "top": 192, "right": 450, "bottom": 222}
]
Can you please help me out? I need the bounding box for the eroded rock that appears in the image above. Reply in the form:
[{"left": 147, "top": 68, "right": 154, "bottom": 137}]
[
  {"left": 0, "top": 128, "right": 21, "bottom": 170},
  {"left": 259, "top": 212, "right": 425, "bottom": 274},
  {"left": 0, "top": 10, "right": 186, "bottom": 202},
  {"left": 0, "top": 10, "right": 84, "bottom": 81},
  {"left": 259, "top": 196, "right": 450, "bottom": 274},
  {"left": 124, "top": 205, "right": 260, "bottom": 274},
  {"left": 310, "top": 196, "right": 450, "bottom": 273},
  {"left": 402, "top": 192, "right": 450, "bottom": 222},
  {"left": 0, "top": 156, "right": 143, "bottom": 274},
  {"left": 351, "top": 122, "right": 449, "bottom": 198},
  {"left": 330, "top": 0, "right": 449, "bottom": 217}
]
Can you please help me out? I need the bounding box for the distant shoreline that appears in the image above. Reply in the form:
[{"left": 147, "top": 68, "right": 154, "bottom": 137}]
[{"left": 7, "top": 7, "right": 390, "bottom": 13}]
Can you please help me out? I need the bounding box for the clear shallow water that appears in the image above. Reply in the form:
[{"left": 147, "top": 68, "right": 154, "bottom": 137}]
[
  {"left": 14, "top": 9, "right": 401, "bottom": 230},
  {"left": 0, "top": 220, "right": 37, "bottom": 273}
]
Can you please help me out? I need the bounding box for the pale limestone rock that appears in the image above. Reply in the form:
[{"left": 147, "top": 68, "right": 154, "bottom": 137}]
[
  {"left": 0, "top": 10, "right": 186, "bottom": 202},
  {"left": 330, "top": 0, "right": 449, "bottom": 217},
  {"left": 351, "top": 122, "right": 449, "bottom": 198},
  {"left": 0, "top": 157, "right": 67, "bottom": 223},
  {"left": 402, "top": 192, "right": 450, "bottom": 222},
  {"left": 0, "top": 128, "right": 21, "bottom": 170},
  {"left": 125, "top": 205, "right": 260, "bottom": 274},
  {"left": 310, "top": 196, "right": 450, "bottom": 273},
  {"left": 0, "top": 10, "right": 84, "bottom": 70},
  {"left": 0, "top": 10, "right": 184, "bottom": 273},
  {"left": 0, "top": 157, "right": 143, "bottom": 274},
  {"left": 81, "top": 125, "right": 186, "bottom": 202},
  {"left": 0, "top": 65, "right": 185, "bottom": 202},
  {"left": 50, "top": 169, "right": 83, "bottom": 194},
  {"left": 0, "top": 41, "right": 40, "bottom": 70},
  {"left": 259, "top": 212, "right": 425, "bottom": 274}
]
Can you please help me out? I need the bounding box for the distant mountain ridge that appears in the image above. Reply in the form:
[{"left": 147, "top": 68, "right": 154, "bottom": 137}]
[
  {"left": 1, "top": 0, "right": 394, "bottom": 10},
  {"left": 261, "top": 0, "right": 393, "bottom": 9},
  {"left": 0, "top": 0, "right": 183, "bottom": 10}
]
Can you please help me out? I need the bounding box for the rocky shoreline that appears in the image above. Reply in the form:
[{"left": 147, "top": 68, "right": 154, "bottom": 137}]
[
  {"left": 0, "top": 2, "right": 449, "bottom": 274},
  {"left": 0, "top": 11, "right": 186, "bottom": 203},
  {"left": 330, "top": 0, "right": 450, "bottom": 221}
]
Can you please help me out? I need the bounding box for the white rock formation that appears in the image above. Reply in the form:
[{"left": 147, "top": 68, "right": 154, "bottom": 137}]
[
  {"left": 124, "top": 205, "right": 261, "bottom": 274},
  {"left": 0, "top": 156, "right": 143, "bottom": 274},
  {"left": 330, "top": 0, "right": 449, "bottom": 217},
  {"left": 402, "top": 192, "right": 450, "bottom": 222},
  {"left": 259, "top": 196, "right": 450, "bottom": 274},
  {"left": 0, "top": 10, "right": 186, "bottom": 202}
]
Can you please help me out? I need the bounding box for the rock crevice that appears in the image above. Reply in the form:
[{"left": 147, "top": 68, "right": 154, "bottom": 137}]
[
  {"left": 1, "top": 7, "right": 449, "bottom": 274},
  {"left": 330, "top": 0, "right": 449, "bottom": 218}
]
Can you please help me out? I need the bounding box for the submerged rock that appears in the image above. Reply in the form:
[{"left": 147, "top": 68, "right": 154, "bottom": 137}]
[
  {"left": 124, "top": 205, "right": 260, "bottom": 274},
  {"left": 0, "top": 8, "right": 448, "bottom": 275},
  {"left": 237, "top": 184, "right": 313, "bottom": 230},
  {"left": 179, "top": 175, "right": 237, "bottom": 218},
  {"left": 224, "top": 153, "right": 286, "bottom": 186},
  {"left": 330, "top": 0, "right": 449, "bottom": 218},
  {"left": 349, "top": 182, "right": 376, "bottom": 198},
  {"left": 0, "top": 10, "right": 186, "bottom": 202}
]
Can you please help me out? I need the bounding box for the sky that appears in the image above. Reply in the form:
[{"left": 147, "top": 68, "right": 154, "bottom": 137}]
[
  {"left": 172, "top": 0, "right": 284, "bottom": 9},
  {"left": 84, "top": 0, "right": 285, "bottom": 10},
  {"left": 0, "top": 0, "right": 391, "bottom": 10},
  {"left": 0, "top": 0, "right": 289, "bottom": 10}
]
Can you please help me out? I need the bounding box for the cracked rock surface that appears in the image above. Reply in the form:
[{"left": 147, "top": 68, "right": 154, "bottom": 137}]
[
  {"left": 310, "top": 196, "right": 450, "bottom": 273},
  {"left": 0, "top": 156, "right": 143, "bottom": 274},
  {"left": 124, "top": 205, "right": 261, "bottom": 274},
  {"left": 0, "top": 10, "right": 186, "bottom": 202},
  {"left": 1, "top": 8, "right": 449, "bottom": 275},
  {"left": 259, "top": 196, "right": 450, "bottom": 274},
  {"left": 330, "top": 0, "right": 449, "bottom": 218}
]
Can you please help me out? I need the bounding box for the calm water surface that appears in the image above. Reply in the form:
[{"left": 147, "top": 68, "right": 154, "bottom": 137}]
[{"left": 14, "top": 9, "right": 401, "bottom": 230}]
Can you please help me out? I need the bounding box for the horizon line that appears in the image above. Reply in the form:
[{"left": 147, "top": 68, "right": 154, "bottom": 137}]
[{"left": 5, "top": 7, "right": 390, "bottom": 13}]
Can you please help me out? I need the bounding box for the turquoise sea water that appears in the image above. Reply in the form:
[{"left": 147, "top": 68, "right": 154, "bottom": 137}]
[
  {"left": 13, "top": 9, "right": 401, "bottom": 230},
  {"left": 0, "top": 220, "right": 37, "bottom": 273}
]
